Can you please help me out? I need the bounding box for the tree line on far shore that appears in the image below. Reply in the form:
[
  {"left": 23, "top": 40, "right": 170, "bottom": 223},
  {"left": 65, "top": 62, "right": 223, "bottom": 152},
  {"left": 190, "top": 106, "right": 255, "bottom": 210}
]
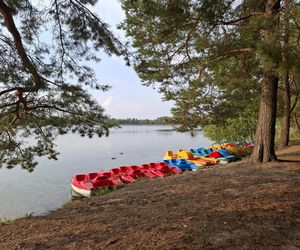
[{"left": 109, "top": 117, "right": 171, "bottom": 125}]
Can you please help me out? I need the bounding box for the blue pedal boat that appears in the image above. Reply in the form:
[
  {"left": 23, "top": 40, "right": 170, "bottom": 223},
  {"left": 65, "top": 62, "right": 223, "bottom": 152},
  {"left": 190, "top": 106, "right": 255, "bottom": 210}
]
[{"left": 164, "top": 159, "right": 198, "bottom": 171}]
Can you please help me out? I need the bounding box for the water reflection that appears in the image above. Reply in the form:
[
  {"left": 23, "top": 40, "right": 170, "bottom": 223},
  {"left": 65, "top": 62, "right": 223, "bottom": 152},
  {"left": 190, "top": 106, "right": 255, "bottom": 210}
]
[{"left": 0, "top": 126, "right": 212, "bottom": 219}]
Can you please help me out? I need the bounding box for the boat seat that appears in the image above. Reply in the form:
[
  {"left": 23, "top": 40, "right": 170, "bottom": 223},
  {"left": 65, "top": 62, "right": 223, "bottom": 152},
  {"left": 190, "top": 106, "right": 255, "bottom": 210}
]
[
  {"left": 87, "top": 173, "right": 98, "bottom": 180},
  {"left": 75, "top": 174, "right": 87, "bottom": 182}
]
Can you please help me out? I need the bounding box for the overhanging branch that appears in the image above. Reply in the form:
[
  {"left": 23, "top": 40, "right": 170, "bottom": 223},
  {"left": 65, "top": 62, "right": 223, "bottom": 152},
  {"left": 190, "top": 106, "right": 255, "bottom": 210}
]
[{"left": 0, "top": 0, "right": 45, "bottom": 92}]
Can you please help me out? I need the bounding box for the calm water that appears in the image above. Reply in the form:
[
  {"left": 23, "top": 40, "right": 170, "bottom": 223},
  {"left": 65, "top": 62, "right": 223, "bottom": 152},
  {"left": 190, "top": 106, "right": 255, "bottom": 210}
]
[{"left": 0, "top": 126, "right": 212, "bottom": 219}]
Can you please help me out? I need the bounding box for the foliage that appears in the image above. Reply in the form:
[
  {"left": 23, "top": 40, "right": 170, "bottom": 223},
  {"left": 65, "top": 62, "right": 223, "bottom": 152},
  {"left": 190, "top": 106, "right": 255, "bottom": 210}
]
[
  {"left": 120, "top": 0, "right": 300, "bottom": 144},
  {"left": 0, "top": 0, "right": 129, "bottom": 171},
  {"left": 120, "top": 0, "right": 263, "bottom": 138},
  {"left": 276, "top": 112, "right": 300, "bottom": 141},
  {"left": 203, "top": 111, "right": 258, "bottom": 143}
]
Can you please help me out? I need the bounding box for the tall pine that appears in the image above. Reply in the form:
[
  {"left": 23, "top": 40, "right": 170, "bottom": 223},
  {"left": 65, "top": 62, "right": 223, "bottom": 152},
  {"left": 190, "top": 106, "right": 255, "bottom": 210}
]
[{"left": 122, "top": 0, "right": 299, "bottom": 162}]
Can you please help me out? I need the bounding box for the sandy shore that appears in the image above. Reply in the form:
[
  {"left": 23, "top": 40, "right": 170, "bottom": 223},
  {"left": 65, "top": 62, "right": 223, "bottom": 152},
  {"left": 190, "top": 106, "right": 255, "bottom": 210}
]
[{"left": 0, "top": 142, "right": 299, "bottom": 249}]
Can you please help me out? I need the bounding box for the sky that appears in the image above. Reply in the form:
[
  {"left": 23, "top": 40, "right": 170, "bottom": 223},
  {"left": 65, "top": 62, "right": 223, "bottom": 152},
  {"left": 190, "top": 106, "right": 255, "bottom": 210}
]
[{"left": 88, "top": 0, "right": 174, "bottom": 119}]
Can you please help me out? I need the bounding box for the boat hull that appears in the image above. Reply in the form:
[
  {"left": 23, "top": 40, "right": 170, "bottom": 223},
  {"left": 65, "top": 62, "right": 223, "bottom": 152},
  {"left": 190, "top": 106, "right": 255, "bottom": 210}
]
[{"left": 71, "top": 183, "right": 92, "bottom": 197}]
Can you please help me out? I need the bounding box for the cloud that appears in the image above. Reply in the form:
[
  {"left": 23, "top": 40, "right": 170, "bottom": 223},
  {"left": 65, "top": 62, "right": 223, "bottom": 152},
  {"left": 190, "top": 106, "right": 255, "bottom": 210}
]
[{"left": 101, "top": 96, "right": 113, "bottom": 109}]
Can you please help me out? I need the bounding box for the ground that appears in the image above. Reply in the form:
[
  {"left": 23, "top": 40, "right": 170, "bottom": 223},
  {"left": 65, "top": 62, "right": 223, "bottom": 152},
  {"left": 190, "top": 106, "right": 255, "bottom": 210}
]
[{"left": 0, "top": 142, "right": 299, "bottom": 249}]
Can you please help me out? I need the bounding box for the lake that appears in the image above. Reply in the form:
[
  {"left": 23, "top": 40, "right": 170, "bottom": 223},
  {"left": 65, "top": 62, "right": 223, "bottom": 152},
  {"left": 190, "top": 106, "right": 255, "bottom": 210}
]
[{"left": 0, "top": 125, "right": 212, "bottom": 219}]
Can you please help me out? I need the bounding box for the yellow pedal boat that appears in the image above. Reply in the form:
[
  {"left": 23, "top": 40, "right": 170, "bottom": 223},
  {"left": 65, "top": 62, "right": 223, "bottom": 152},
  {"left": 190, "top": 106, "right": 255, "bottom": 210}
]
[{"left": 177, "top": 150, "right": 219, "bottom": 166}]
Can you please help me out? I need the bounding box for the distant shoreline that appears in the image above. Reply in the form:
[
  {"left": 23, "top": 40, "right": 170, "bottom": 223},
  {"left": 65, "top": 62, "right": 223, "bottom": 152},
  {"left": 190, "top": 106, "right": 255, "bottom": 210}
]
[
  {"left": 119, "top": 123, "right": 171, "bottom": 126},
  {"left": 109, "top": 117, "right": 171, "bottom": 126}
]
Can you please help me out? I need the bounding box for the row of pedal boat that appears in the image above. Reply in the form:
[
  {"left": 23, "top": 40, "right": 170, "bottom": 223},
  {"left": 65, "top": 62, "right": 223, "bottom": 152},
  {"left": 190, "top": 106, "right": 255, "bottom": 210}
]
[
  {"left": 71, "top": 143, "right": 254, "bottom": 197},
  {"left": 71, "top": 163, "right": 181, "bottom": 197}
]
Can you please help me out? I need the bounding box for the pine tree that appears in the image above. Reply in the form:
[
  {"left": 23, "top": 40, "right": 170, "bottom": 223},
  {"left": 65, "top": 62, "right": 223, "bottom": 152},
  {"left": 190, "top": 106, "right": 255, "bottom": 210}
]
[
  {"left": 0, "top": 0, "right": 129, "bottom": 171},
  {"left": 250, "top": 0, "right": 281, "bottom": 162},
  {"left": 278, "top": 0, "right": 300, "bottom": 148},
  {"left": 121, "top": 0, "right": 300, "bottom": 162}
]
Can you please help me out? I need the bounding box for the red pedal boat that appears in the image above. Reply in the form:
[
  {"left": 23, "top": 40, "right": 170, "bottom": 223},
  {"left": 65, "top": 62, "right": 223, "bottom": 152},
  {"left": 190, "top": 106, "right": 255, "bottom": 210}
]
[
  {"left": 120, "top": 166, "right": 135, "bottom": 175},
  {"left": 119, "top": 165, "right": 157, "bottom": 179},
  {"left": 131, "top": 168, "right": 158, "bottom": 179},
  {"left": 150, "top": 162, "right": 182, "bottom": 175},
  {"left": 142, "top": 163, "right": 165, "bottom": 177},
  {"left": 110, "top": 168, "right": 136, "bottom": 183},
  {"left": 71, "top": 162, "right": 182, "bottom": 197},
  {"left": 71, "top": 173, "right": 123, "bottom": 197}
]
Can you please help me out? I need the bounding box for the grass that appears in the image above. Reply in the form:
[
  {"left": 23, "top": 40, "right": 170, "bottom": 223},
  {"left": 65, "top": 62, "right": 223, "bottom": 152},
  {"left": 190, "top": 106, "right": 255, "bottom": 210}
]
[
  {"left": 0, "top": 212, "right": 34, "bottom": 225},
  {"left": 89, "top": 178, "right": 151, "bottom": 196},
  {"left": 135, "top": 177, "right": 149, "bottom": 183},
  {"left": 92, "top": 186, "right": 123, "bottom": 196},
  {"left": 0, "top": 217, "right": 11, "bottom": 225},
  {"left": 61, "top": 200, "right": 73, "bottom": 208}
]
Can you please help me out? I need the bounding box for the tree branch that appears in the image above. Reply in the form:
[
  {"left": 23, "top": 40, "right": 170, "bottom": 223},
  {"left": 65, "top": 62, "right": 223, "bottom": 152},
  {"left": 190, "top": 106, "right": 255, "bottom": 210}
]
[
  {"left": 213, "top": 48, "right": 252, "bottom": 61},
  {"left": 0, "top": 101, "right": 18, "bottom": 109},
  {"left": 0, "top": 87, "right": 19, "bottom": 96},
  {"left": 0, "top": 0, "right": 45, "bottom": 92},
  {"left": 70, "top": 0, "right": 135, "bottom": 60},
  {"left": 218, "top": 12, "right": 266, "bottom": 25},
  {"left": 54, "top": 0, "right": 65, "bottom": 78}
]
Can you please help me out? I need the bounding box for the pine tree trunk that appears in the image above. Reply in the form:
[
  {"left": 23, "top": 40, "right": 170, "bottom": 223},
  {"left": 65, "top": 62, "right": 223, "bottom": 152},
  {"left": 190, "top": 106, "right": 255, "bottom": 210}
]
[
  {"left": 251, "top": 71, "right": 278, "bottom": 162},
  {"left": 251, "top": 0, "right": 280, "bottom": 163},
  {"left": 279, "top": 0, "right": 291, "bottom": 149},
  {"left": 279, "top": 71, "right": 290, "bottom": 149}
]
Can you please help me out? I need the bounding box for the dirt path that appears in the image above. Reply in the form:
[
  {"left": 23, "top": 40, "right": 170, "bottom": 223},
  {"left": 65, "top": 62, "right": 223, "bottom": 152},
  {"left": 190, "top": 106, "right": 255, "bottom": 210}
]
[{"left": 0, "top": 144, "right": 299, "bottom": 249}]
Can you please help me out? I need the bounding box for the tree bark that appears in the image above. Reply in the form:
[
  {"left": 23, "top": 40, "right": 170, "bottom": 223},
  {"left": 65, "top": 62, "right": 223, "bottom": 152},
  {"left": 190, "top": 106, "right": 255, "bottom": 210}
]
[
  {"left": 251, "top": 71, "right": 278, "bottom": 162},
  {"left": 279, "top": 0, "right": 291, "bottom": 149},
  {"left": 251, "top": 0, "right": 280, "bottom": 163},
  {"left": 279, "top": 71, "right": 291, "bottom": 148}
]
